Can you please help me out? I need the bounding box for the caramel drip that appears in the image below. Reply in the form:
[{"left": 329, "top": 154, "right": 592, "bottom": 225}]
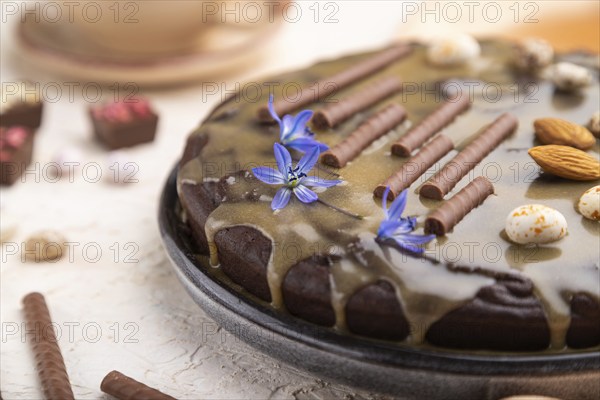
[
  {"left": 321, "top": 103, "right": 406, "bottom": 168},
  {"left": 204, "top": 202, "right": 349, "bottom": 309},
  {"left": 420, "top": 113, "right": 518, "bottom": 200},
  {"left": 22, "top": 293, "right": 74, "bottom": 400},
  {"left": 257, "top": 44, "right": 412, "bottom": 121},
  {"left": 392, "top": 94, "right": 471, "bottom": 157},
  {"left": 337, "top": 233, "right": 495, "bottom": 343},
  {"left": 100, "top": 370, "right": 176, "bottom": 400},
  {"left": 313, "top": 76, "right": 403, "bottom": 129},
  {"left": 374, "top": 134, "right": 454, "bottom": 199}
]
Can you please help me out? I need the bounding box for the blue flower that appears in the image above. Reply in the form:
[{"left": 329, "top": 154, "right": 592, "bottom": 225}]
[
  {"left": 376, "top": 186, "right": 435, "bottom": 254},
  {"left": 252, "top": 143, "right": 342, "bottom": 210},
  {"left": 268, "top": 94, "right": 329, "bottom": 153}
]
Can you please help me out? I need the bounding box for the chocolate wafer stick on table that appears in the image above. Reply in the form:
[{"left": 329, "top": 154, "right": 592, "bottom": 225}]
[
  {"left": 391, "top": 94, "right": 471, "bottom": 156},
  {"left": 321, "top": 103, "right": 407, "bottom": 168},
  {"left": 101, "top": 370, "right": 176, "bottom": 400},
  {"left": 312, "top": 76, "right": 403, "bottom": 129},
  {"left": 22, "top": 292, "right": 74, "bottom": 400},
  {"left": 257, "top": 44, "right": 412, "bottom": 121},
  {"left": 420, "top": 113, "right": 518, "bottom": 200},
  {"left": 374, "top": 134, "right": 454, "bottom": 200},
  {"left": 425, "top": 176, "right": 495, "bottom": 235}
]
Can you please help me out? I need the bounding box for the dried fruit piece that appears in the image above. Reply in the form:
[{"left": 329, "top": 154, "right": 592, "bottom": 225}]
[
  {"left": 534, "top": 118, "right": 595, "bottom": 150},
  {"left": 505, "top": 204, "right": 567, "bottom": 244},
  {"left": 578, "top": 185, "right": 600, "bottom": 221},
  {"left": 528, "top": 145, "right": 600, "bottom": 181}
]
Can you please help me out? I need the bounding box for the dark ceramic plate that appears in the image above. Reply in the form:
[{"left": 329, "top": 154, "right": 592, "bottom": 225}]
[{"left": 159, "top": 166, "right": 600, "bottom": 399}]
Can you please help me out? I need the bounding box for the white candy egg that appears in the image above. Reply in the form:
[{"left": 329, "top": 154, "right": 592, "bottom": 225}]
[
  {"left": 427, "top": 33, "right": 481, "bottom": 66},
  {"left": 549, "top": 62, "right": 592, "bottom": 91},
  {"left": 505, "top": 205, "right": 567, "bottom": 244},
  {"left": 578, "top": 185, "right": 600, "bottom": 221}
]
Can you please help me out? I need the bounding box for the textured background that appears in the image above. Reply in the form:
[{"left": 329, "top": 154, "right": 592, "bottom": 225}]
[{"left": 1, "top": 1, "right": 597, "bottom": 399}]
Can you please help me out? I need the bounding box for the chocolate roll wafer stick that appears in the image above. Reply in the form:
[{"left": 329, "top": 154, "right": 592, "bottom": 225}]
[
  {"left": 312, "top": 76, "right": 403, "bottom": 129},
  {"left": 374, "top": 134, "right": 454, "bottom": 200},
  {"left": 425, "top": 176, "right": 494, "bottom": 235},
  {"left": 22, "top": 292, "right": 74, "bottom": 400},
  {"left": 391, "top": 94, "right": 471, "bottom": 156},
  {"left": 258, "top": 44, "right": 412, "bottom": 121},
  {"left": 101, "top": 370, "right": 176, "bottom": 400},
  {"left": 420, "top": 113, "right": 518, "bottom": 200},
  {"left": 321, "top": 103, "right": 407, "bottom": 168}
]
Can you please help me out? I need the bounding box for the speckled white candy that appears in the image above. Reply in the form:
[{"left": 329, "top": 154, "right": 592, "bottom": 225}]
[
  {"left": 549, "top": 62, "right": 592, "bottom": 91},
  {"left": 514, "top": 38, "right": 554, "bottom": 71},
  {"left": 578, "top": 185, "right": 600, "bottom": 221},
  {"left": 505, "top": 205, "right": 567, "bottom": 244},
  {"left": 426, "top": 33, "right": 481, "bottom": 66}
]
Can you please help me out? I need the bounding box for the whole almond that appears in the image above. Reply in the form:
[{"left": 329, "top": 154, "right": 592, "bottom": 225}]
[
  {"left": 534, "top": 118, "right": 596, "bottom": 150},
  {"left": 529, "top": 145, "right": 600, "bottom": 181}
]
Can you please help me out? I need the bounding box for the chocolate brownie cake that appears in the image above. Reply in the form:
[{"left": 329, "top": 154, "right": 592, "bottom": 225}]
[{"left": 177, "top": 38, "right": 600, "bottom": 352}]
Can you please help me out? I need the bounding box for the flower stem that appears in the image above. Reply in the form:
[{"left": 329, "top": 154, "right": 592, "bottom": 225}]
[{"left": 317, "top": 199, "right": 364, "bottom": 220}]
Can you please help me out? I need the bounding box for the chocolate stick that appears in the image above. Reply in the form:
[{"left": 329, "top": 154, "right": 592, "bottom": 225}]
[
  {"left": 312, "top": 76, "right": 403, "bottom": 129},
  {"left": 257, "top": 44, "right": 412, "bottom": 121},
  {"left": 391, "top": 94, "right": 471, "bottom": 157},
  {"left": 374, "top": 134, "right": 454, "bottom": 200},
  {"left": 321, "top": 103, "right": 407, "bottom": 168},
  {"left": 101, "top": 370, "right": 176, "bottom": 400},
  {"left": 22, "top": 292, "right": 74, "bottom": 400},
  {"left": 424, "top": 176, "right": 494, "bottom": 235},
  {"left": 420, "top": 113, "right": 518, "bottom": 200}
]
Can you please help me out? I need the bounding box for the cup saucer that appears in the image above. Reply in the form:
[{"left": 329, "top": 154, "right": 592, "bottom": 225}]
[{"left": 16, "top": 16, "right": 284, "bottom": 86}]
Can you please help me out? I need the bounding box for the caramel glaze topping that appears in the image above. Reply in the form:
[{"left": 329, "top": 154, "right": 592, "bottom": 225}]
[{"left": 178, "top": 40, "right": 600, "bottom": 352}]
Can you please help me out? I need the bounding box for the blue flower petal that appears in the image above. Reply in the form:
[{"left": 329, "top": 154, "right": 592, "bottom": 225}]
[
  {"left": 388, "top": 189, "right": 408, "bottom": 220},
  {"left": 252, "top": 167, "right": 285, "bottom": 184},
  {"left": 272, "top": 187, "right": 292, "bottom": 210},
  {"left": 286, "top": 138, "right": 329, "bottom": 153},
  {"left": 301, "top": 176, "right": 342, "bottom": 188},
  {"left": 294, "top": 185, "right": 318, "bottom": 203},
  {"left": 268, "top": 94, "right": 282, "bottom": 125},
  {"left": 296, "top": 146, "right": 320, "bottom": 175},
  {"left": 304, "top": 126, "right": 315, "bottom": 138},
  {"left": 407, "top": 216, "right": 418, "bottom": 229},
  {"left": 394, "top": 240, "right": 426, "bottom": 254},
  {"left": 281, "top": 115, "right": 294, "bottom": 141},
  {"left": 381, "top": 186, "right": 391, "bottom": 219},
  {"left": 377, "top": 220, "right": 406, "bottom": 238},
  {"left": 273, "top": 143, "right": 292, "bottom": 177},
  {"left": 290, "top": 110, "right": 313, "bottom": 135},
  {"left": 393, "top": 233, "right": 435, "bottom": 245},
  {"left": 377, "top": 185, "right": 434, "bottom": 254}
]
